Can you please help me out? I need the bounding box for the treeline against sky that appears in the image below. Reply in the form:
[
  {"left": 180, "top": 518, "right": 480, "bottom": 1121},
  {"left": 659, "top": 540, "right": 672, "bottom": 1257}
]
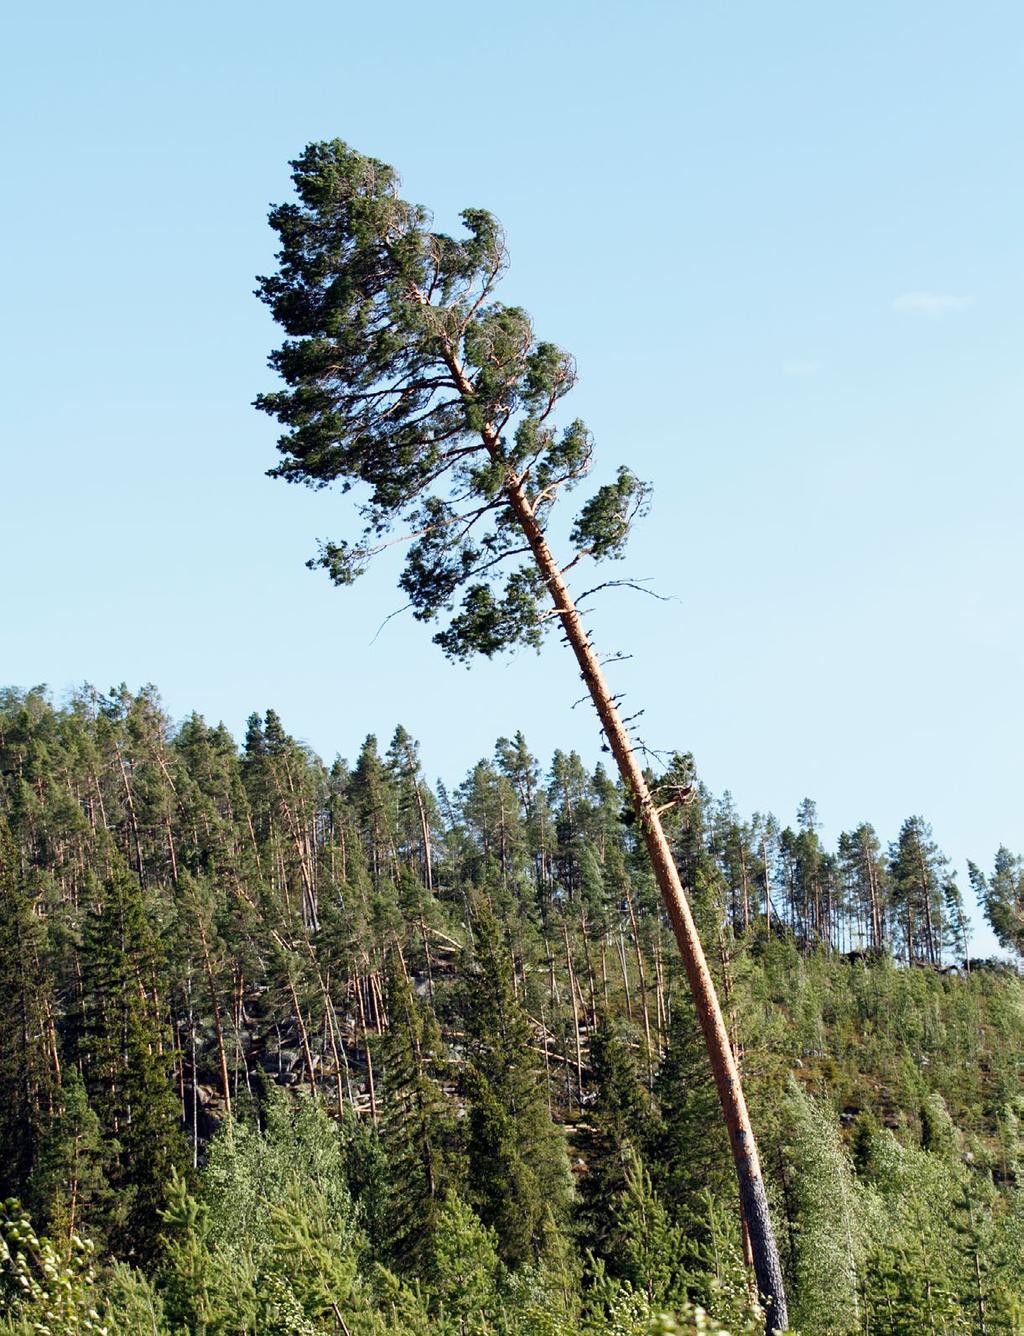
[{"left": 0, "top": 683, "right": 1022, "bottom": 1334}]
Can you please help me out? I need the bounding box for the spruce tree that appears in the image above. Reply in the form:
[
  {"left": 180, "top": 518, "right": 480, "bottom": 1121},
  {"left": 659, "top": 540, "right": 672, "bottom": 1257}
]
[
  {"left": 77, "top": 859, "right": 188, "bottom": 1256},
  {"left": 650, "top": 996, "right": 734, "bottom": 1237},
  {"left": 377, "top": 953, "right": 461, "bottom": 1270},
  {"left": 575, "top": 1016, "right": 651, "bottom": 1263},
  {"left": 30, "top": 1068, "right": 111, "bottom": 1244},
  {"left": 0, "top": 812, "right": 56, "bottom": 1204},
  {"left": 427, "top": 1192, "right": 503, "bottom": 1333},
  {"left": 609, "top": 1151, "right": 689, "bottom": 1311},
  {"left": 457, "top": 895, "right": 572, "bottom": 1267}
]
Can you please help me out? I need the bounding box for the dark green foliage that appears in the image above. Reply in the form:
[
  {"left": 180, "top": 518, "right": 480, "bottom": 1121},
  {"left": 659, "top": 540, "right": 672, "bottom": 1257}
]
[
  {"left": 1, "top": 683, "right": 1023, "bottom": 1331},
  {"left": 575, "top": 1017, "right": 651, "bottom": 1263},
  {"left": 608, "top": 1152, "right": 689, "bottom": 1311},
  {"left": 0, "top": 814, "right": 54, "bottom": 1202},
  {"left": 970, "top": 848, "right": 1024, "bottom": 960},
  {"left": 650, "top": 998, "right": 733, "bottom": 1238},
  {"left": 255, "top": 140, "right": 647, "bottom": 660},
  {"left": 29, "top": 1068, "right": 111, "bottom": 1243},
  {"left": 457, "top": 895, "right": 573, "bottom": 1267},
  {"left": 377, "top": 956, "right": 461, "bottom": 1269},
  {"left": 569, "top": 467, "right": 650, "bottom": 561},
  {"left": 426, "top": 1192, "right": 504, "bottom": 1331},
  {"left": 77, "top": 860, "right": 188, "bottom": 1255},
  {"left": 889, "top": 817, "right": 949, "bottom": 966}
]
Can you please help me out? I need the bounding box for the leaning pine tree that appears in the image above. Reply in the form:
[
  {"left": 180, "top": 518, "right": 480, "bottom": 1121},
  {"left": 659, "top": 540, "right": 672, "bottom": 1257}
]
[{"left": 255, "top": 140, "right": 788, "bottom": 1332}]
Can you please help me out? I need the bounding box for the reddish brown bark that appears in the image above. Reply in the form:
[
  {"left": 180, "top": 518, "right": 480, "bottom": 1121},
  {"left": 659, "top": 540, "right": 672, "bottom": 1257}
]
[{"left": 496, "top": 465, "right": 789, "bottom": 1330}]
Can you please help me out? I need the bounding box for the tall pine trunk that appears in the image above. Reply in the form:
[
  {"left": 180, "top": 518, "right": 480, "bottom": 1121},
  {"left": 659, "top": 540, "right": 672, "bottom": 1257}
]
[{"left": 500, "top": 468, "right": 790, "bottom": 1332}]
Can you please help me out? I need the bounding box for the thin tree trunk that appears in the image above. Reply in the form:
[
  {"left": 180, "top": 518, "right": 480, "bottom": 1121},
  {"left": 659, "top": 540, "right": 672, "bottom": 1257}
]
[
  {"left": 617, "top": 928, "right": 633, "bottom": 1020},
  {"left": 195, "top": 917, "right": 232, "bottom": 1119},
  {"left": 114, "top": 742, "right": 145, "bottom": 884},
  {"left": 918, "top": 849, "right": 937, "bottom": 966},
  {"left": 562, "top": 921, "right": 584, "bottom": 1109},
  {"left": 762, "top": 839, "right": 772, "bottom": 935},
  {"left": 231, "top": 971, "right": 254, "bottom": 1103},
  {"left": 371, "top": 970, "right": 388, "bottom": 1032},
  {"left": 624, "top": 881, "right": 654, "bottom": 1086},
  {"left": 543, "top": 933, "right": 562, "bottom": 1009},
  {"left": 245, "top": 811, "right": 263, "bottom": 872},
  {"left": 579, "top": 909, "right": 599, "bottom": 1023},
  {"left": 495, "top": 466, "right": 789, "bottom": 1331},
  {"left": 539, "top": 1002, "right": 553, "bottom": 1118},
  {"left": 653, "top": 926, "right": 667, "bottom": 1040},
  {"left": 43, "top": 995, "right": 61, "bottom": 1093},
  {"left": 355, "top": 978, "right": 378, "bottom": 1123},
  {"left": 323, "top": 1002, "right": 346, "bottom": 1117},
  {"left": 175, "top": 1019, "right": 186, "bottom": 1124},
  {"left": 189, "top": 991, "right": 198, "bottom": 1169},
  {"left": 865, "top": 851, "right": 882, "bottom": 950},
  {"left": 287, "top": 977, "right": 318, "bottom": 1098},
  {"left": 165, "top": 817, "right": 179, "bottom": 884},
  {"left": 420, "top": 914, "right": 435, "bottom": 1001},
  {"left": 414, "top": 782, "right": 434, "bottom": 893}
]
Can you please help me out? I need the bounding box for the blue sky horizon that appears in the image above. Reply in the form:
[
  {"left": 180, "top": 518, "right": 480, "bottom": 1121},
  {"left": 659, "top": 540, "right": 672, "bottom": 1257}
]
[{"left": 2, "top": 1, "right": 1021, "bottom": 953}]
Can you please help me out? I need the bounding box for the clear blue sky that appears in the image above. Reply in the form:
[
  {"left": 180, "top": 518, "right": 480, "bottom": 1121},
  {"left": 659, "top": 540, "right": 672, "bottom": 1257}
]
[{"left": 2, "top": 1, "right": 1021, "bottom": 952}]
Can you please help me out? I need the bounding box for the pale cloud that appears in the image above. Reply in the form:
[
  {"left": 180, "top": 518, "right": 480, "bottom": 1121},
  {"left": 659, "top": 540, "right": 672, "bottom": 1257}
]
[
  {"left": 783, "top": 360, "right": 819, "bottom": 376},
  {"left": 892, "top": 291, "right": 972, "bottom": 315}
]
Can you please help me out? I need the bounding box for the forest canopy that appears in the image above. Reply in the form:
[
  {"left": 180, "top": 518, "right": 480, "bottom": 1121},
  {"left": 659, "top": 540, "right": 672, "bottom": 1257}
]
[{"left": 0, "top": 683, "right": 1021, "bottom": 1334}]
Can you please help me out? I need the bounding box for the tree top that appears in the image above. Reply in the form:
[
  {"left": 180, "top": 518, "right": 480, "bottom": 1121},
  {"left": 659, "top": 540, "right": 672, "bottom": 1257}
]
[{"left": 256, "top": 139, "right": 648, "bottom": 660}]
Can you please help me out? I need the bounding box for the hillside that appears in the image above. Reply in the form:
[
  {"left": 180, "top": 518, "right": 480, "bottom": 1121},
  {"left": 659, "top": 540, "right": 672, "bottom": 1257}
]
[{"left": 0, "top": 684, "right": 1022, "bottom": 1334}]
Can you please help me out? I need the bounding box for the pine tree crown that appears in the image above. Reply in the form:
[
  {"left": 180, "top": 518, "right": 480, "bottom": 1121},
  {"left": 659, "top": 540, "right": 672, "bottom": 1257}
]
[{"left": 256, "top": 139, "right": 650, "bottom": 659}]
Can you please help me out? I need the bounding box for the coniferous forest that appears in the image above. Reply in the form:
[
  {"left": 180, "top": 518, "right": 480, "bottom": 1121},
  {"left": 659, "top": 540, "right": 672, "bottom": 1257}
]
[
  {"left": 1, "top": 683, "right": 1023, "bottom": 1334},
  {"left": 4, "top": 137, "right": 1024, "bottom": 1336}
]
